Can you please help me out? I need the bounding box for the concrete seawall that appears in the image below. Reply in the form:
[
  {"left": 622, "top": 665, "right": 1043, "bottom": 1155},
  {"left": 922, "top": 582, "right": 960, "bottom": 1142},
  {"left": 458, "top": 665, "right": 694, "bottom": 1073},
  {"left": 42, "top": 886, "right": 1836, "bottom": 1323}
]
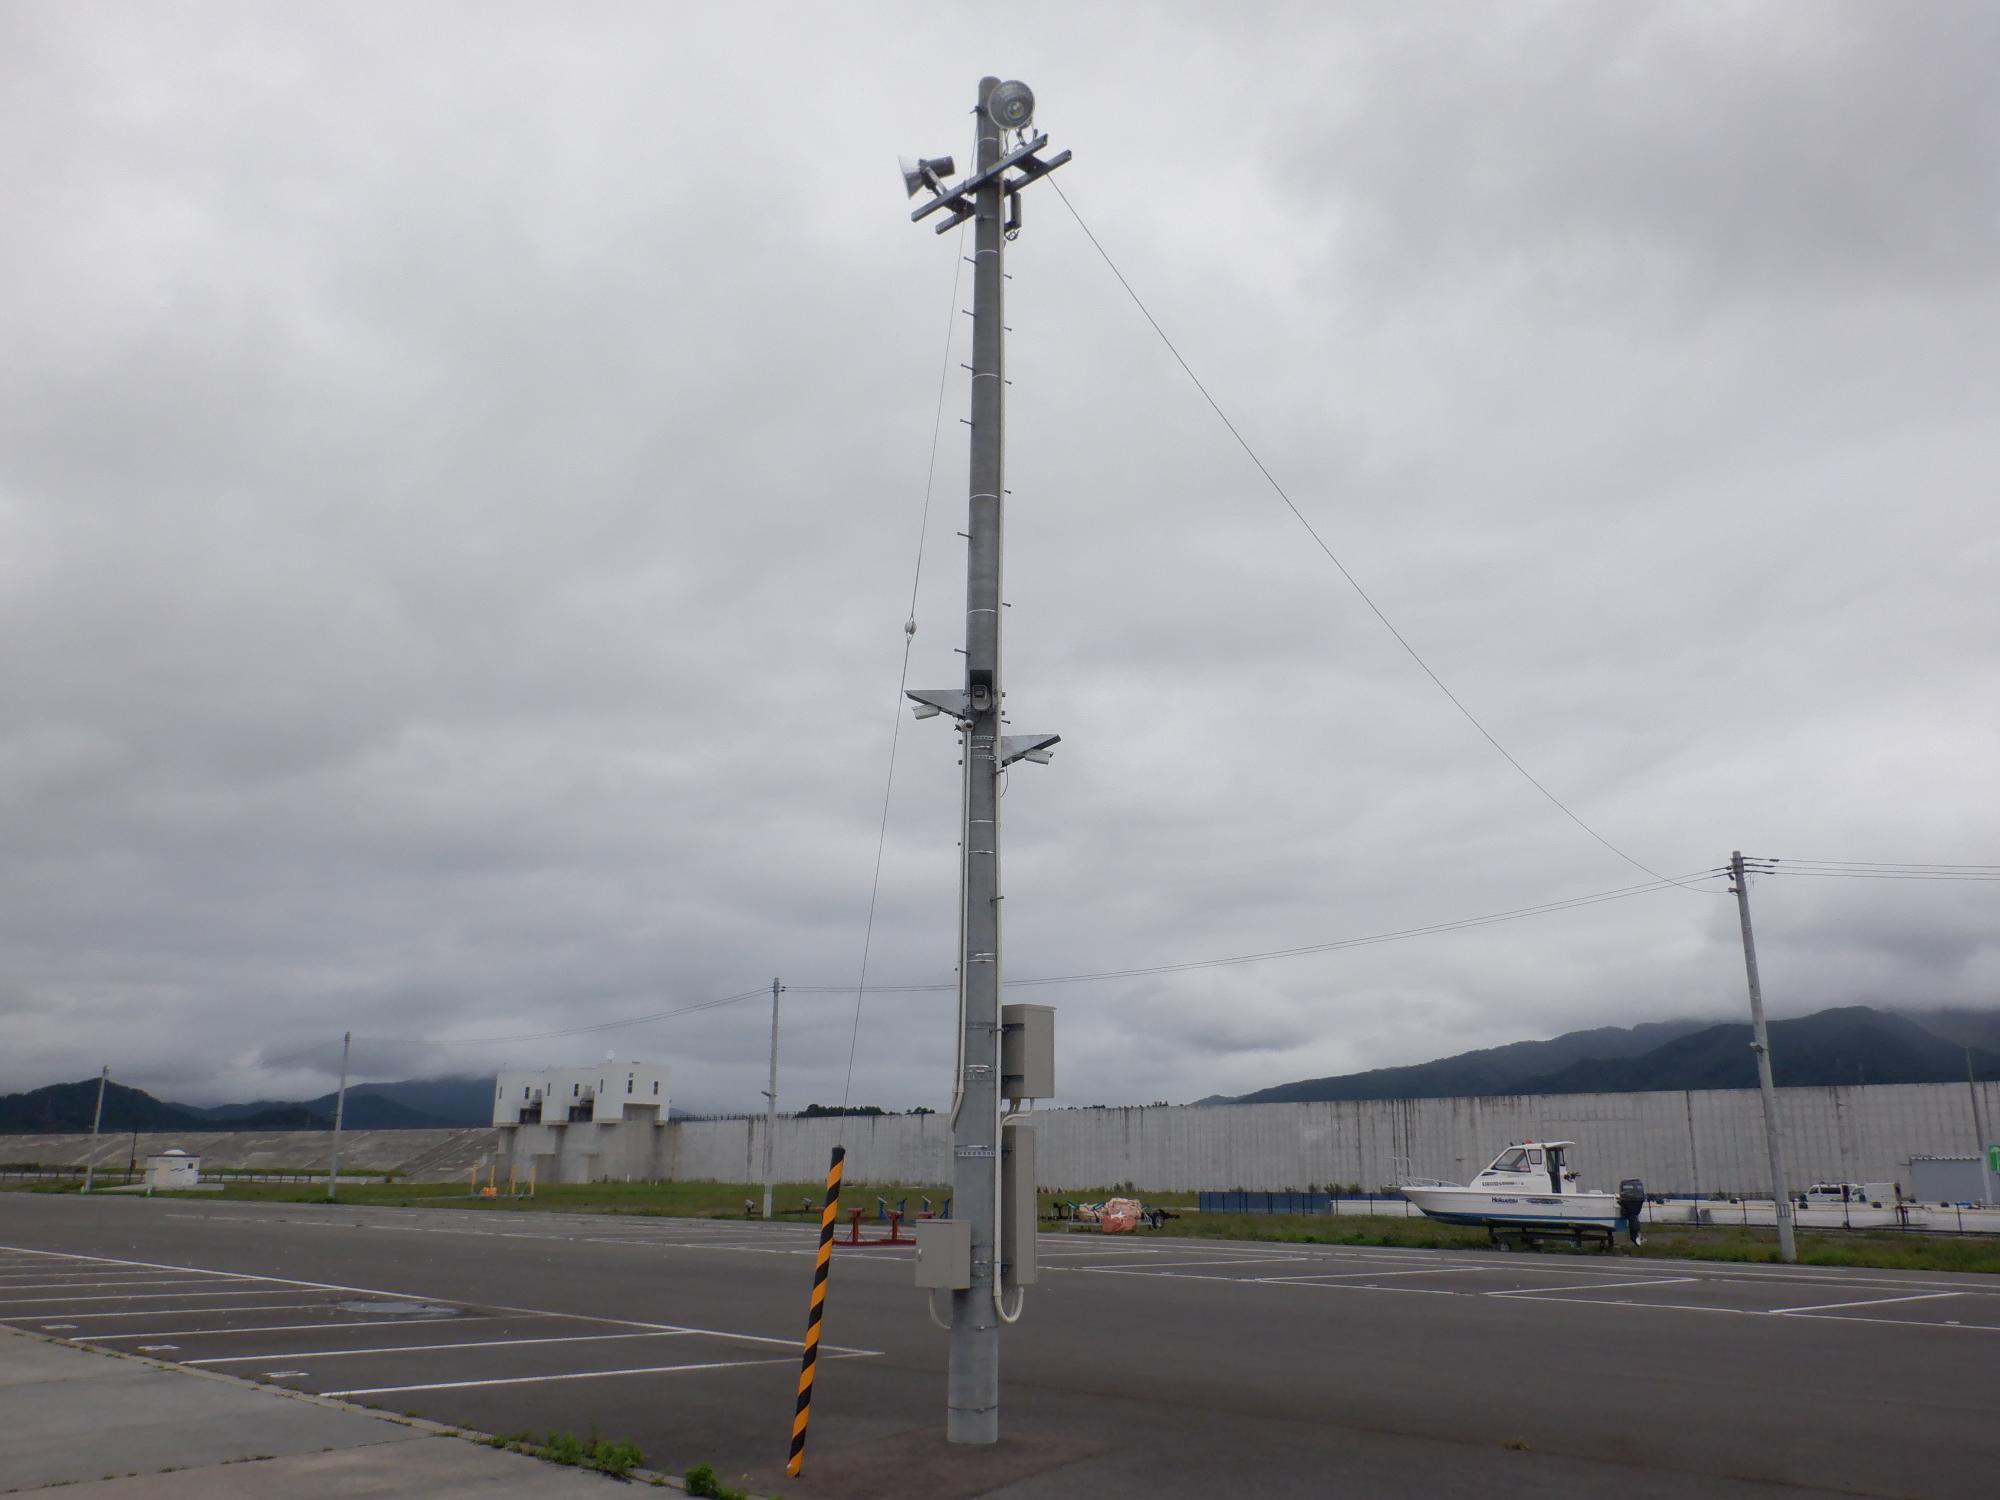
[
  {"left": 7, "top": 1079, "right": 1993, "bottom": 1195},
  {"left": 511, "top": 1079, "right": 2000, "bottom": 1194}
]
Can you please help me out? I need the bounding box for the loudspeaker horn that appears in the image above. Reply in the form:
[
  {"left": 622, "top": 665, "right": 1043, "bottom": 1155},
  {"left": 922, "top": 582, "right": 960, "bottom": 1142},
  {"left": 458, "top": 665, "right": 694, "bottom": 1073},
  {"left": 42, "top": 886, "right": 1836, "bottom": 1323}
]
[{"left": 899, "top": 155, "right": 956, "bottom": 198}]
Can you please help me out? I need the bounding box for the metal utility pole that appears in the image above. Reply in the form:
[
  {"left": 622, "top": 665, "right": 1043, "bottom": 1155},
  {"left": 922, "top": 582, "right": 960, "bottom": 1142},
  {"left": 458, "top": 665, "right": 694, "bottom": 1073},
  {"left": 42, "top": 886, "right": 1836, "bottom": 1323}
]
[
  {"left": 1730, "top": 852, "right": 1795, "bottom": 1262},
  {"left": 903, "top": 78, "right": 1068, "bottom": 1446},
  {"left": 763, "top": 978, "right": 782, "bottom": 1220},
  {"left": 1967, "top": 1045, "right": 1994, "bottom": 1206},
  {"left": 326, "top": 1031, "right": 351, "bottom": 1201},
  {"left": 80, "top": 1064, "right": 109, "bottom": 1194}
]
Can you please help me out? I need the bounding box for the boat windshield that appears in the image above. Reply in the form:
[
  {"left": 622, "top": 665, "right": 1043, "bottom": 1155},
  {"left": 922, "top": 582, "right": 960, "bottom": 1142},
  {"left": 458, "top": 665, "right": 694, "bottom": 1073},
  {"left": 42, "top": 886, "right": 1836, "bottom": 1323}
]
[{"left": 1490, "top": 1148, "right": 1532, "bottom": 1172}]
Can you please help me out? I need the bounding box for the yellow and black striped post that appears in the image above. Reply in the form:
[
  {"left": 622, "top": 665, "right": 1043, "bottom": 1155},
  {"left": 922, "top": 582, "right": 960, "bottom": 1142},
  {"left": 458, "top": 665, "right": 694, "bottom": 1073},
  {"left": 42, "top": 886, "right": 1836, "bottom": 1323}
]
[{"left": 787, "top": 1144, "right": 845, "bottom": 1477}]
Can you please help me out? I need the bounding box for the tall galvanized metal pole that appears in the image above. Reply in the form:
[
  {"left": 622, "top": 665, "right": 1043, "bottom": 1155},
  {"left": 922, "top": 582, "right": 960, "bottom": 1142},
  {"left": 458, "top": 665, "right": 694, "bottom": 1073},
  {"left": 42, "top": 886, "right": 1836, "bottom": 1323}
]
[
  {"left": 80, "top": 1064, "right": 108, "bottom": 1194},
  {"left": 903, "top": 74, "right": 1068, "bottom": 1448},
  {"left": 326, "top": 1030, "right": 351, "bottom": 1201},
  {"left": 948, "top": 76, "right": 1010, "bottom": 1446},
  {"left": 763, "top": 978, "right": 782, "bottom": 1220},
  {"left": 1730, "top": 852, "right": 1796, "bottom": 1262}
]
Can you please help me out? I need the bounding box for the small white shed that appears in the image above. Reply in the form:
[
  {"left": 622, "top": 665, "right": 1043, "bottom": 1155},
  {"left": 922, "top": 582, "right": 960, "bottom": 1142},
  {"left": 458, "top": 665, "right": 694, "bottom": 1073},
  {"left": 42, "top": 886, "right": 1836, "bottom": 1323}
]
[{"left": 145, "top": 1149, "right": 201, "bottom": 1190}]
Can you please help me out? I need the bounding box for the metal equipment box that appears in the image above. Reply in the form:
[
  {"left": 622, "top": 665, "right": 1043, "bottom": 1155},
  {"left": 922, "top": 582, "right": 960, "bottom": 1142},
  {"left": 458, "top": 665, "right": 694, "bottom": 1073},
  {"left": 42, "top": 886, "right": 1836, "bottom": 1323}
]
[
  {"left": 913, "top": 1218, "right": 972, "bottom": 1290},
  {"left": 1001, "top": 1119, "right": 1038, "bottom": 1288},
  {"left": 1000, "top": 1003, "right": 1055, "bottom": 1100}
]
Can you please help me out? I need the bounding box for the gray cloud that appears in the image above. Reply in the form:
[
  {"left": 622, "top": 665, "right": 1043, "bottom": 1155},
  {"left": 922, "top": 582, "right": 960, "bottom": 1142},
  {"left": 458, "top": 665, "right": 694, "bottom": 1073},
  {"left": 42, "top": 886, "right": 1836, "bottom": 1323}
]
[{"left": 2, "top": 2, "right": 1995, "bottom": 1115}]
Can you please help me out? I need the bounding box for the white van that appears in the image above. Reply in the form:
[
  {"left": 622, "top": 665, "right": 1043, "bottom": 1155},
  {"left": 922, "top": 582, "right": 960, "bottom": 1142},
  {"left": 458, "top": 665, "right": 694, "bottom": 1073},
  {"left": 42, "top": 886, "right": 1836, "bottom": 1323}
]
[{"left": 1802, "top": 1181, "right": 1893, "bottom": 1207}]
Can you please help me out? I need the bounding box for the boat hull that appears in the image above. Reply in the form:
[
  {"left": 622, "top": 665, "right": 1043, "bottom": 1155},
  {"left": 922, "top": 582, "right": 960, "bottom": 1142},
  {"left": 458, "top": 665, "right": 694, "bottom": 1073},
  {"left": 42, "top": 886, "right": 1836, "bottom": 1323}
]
[{"left": 1400, "top": 1184, "right": 1625, "bottom": 1231}]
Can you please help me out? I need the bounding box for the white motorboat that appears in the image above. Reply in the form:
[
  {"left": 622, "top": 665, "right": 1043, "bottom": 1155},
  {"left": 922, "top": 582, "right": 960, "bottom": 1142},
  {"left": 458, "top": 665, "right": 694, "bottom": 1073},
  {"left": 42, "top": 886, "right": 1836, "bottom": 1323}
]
[{"left": 1399, "top": 1141, "right": 1645, "bottom": 1246}]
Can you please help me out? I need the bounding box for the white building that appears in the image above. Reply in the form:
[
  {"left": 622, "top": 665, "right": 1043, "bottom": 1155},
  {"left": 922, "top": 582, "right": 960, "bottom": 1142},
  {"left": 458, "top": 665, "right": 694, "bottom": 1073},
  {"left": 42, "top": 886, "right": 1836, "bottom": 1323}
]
[
  {"left": 492, "top": 1062, "right": 671, "bottom": 1182},
  {"left": 144, "top": 1148, "right": 201, "bottom": 1190}
]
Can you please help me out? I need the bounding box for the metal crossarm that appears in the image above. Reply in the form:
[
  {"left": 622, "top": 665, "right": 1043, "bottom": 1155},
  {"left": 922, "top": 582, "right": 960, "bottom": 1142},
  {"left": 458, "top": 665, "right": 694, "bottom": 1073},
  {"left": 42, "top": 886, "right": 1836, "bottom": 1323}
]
[{"left": 911, "top": 133, "right": 1056, "bottom": 223}]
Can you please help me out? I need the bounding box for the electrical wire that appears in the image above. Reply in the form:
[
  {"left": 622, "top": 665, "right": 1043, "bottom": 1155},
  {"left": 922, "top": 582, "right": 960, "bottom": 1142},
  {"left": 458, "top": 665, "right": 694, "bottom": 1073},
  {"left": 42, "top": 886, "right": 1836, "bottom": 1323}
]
[
  {"left": 834, "top": 218, "right": 972, "bottom": 1118},
  {"left": 1736, "top": 855, "right": 2000, "bottom": 884},
  {"left": 409, "top": 989, "right": 771, "bottom": 1046},
  {"left": 1046, "top": 175, "right": 1706, "bottom": 893},
  {"left": 1760, "top": 869, "right": 2000, "bottom": 883},
  {"left": 791, "top": 867, "right": 1730, "bottom": 996}
]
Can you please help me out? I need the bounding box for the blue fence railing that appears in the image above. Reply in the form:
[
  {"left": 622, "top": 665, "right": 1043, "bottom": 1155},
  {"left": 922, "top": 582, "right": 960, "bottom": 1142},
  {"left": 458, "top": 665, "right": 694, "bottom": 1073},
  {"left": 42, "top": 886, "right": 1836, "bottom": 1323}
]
[{"left": 1200, "top": 1191, "right": 1339, "bottom": 1215}]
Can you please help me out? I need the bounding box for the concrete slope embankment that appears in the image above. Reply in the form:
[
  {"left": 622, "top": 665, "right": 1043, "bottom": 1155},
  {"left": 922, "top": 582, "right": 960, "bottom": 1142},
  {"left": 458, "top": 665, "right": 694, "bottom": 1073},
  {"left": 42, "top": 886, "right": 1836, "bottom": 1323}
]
[{"left": 0, "top": 1126, "right": 501, "bottom": 1180}]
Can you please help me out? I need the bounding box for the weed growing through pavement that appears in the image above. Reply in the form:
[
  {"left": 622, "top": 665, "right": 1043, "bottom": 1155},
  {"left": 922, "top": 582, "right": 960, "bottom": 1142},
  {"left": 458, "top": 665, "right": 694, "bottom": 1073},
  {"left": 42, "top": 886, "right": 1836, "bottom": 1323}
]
[
  {"left": 684, "top": 1463, "right": 753, "bottom": 1499},
  {"left": 482, "top": 1429, "right": 645, "bottom": 1478}
]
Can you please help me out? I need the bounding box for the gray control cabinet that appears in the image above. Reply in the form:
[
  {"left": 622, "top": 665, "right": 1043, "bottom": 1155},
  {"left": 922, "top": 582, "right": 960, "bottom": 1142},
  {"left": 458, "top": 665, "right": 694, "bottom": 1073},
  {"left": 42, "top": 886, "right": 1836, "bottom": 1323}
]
[
  {"left": 1001, "top": 1119, "right": 1038, "bottom": 1288},
  {"left": 1000, "top": 1003, "right": 1055, "bottom": 1101},
  {"left": 913, "top": 1217, "right": 971, "bottom": 1289}
]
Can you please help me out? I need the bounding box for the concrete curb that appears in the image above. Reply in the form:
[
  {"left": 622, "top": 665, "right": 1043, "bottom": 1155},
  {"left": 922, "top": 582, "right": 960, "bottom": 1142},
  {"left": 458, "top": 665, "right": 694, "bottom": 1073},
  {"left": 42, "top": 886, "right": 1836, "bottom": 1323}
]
[{"left": 9, "top": 1326, "right": 702, "bottom": 1494}]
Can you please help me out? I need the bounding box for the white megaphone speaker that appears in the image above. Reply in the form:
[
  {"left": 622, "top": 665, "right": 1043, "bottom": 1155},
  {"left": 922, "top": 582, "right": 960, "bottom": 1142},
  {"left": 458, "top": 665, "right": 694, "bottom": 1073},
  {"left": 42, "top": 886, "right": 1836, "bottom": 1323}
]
[
  {"left": 899, "top": 155, "right": 956, "bottom": 198},
  {"left": 986, "top": 79, "right": 1035, "bottom": 131}
]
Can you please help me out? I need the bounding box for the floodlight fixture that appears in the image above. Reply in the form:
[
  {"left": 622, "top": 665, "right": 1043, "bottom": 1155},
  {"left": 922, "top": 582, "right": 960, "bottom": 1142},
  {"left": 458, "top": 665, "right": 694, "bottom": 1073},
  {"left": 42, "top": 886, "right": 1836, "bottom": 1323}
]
[
  {"left": 986, "top": 79, "right": 1035, "bottom": 131},
  {"left": 900, "top": 154, "right": 957, "bottom": 199}
]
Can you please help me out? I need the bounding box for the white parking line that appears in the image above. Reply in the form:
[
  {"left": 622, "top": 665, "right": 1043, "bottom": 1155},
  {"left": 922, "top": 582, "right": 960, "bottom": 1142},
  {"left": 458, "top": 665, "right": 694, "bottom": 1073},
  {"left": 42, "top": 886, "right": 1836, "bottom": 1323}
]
[
  {"left": 322, "top": 1352, "right": 853, "bottom": 1398},
  {"left": 0, "top": 1276, "right": 247, "bottom": 1290},
  {"left": 188, "top": 1330, "right": 696, "bottom": 1365},
  {"left": 1490, "top": 1277, "right": 1699, "bottom": 1297},
  {"left": 91, "top": 1315, "right": 498, "bottom": 1341},
  {"left": 1769, "top": 1291, "right": 1963, "bottom": 1315},
  {"left": 1071, "top": 1255, "right": 1319, "bottom": 1273},
  {"left": 1774, "top": 1311, "right": 2000, "bottom": 1333},
  {"left": 0, "top": 1246, "right": 881, "bottom": 1357},
  {"left": 1256, "top": 1267, "right": 1490, "bottom": 1283},
  {"left": 34, "top": 1301, "right": 342, "bottom": 1323},
  {"left": 0, "top": 1288, "right": 319, "bottom": 1306}
]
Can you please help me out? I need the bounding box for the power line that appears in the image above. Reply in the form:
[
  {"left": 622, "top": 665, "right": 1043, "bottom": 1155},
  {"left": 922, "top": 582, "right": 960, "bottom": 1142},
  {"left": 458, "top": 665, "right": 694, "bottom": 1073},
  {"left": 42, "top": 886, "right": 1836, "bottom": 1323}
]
[
  {"left": 376, "top": 989, "right": 772, "bottom": 1048},
  {"left": 1736, "top": 854, "right": 2000, "bottom": 883},
  {"left": 791, "top": 867, "right": 1728, "bottom": 995},
  {"left": 1761, "top": 869, "right": 2000, "bottom": 883},
  {"left": 1760, "top": 864, "right": 1992, "bottom": 876},
  {"left": 1046, "top": 175, "right": 1705, "bottom": 893},
  {"left": 836, "top": 218, "right": 972, "bottom": 1114}
]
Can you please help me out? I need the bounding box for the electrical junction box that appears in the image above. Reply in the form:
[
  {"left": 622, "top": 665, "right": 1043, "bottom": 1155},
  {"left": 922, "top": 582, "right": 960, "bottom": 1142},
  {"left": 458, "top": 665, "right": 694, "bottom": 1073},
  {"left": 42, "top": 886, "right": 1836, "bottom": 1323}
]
[
  {"left": 1001, "top": 1003, "right": 1055, "bottom": 1100},
  {"left": 913, "top": 1218, "right": 971, "bottom": 1290},
  {"left": 1001, "top": 1119, "right": 1038, "bottom": 1288}
]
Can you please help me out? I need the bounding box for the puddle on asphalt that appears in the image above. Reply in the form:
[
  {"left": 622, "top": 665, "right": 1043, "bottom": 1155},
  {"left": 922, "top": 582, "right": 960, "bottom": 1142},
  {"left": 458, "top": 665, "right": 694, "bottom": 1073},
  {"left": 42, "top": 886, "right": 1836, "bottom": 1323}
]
[{"left": 332, "top": 1299, "right": 460, "bottom": 1317}]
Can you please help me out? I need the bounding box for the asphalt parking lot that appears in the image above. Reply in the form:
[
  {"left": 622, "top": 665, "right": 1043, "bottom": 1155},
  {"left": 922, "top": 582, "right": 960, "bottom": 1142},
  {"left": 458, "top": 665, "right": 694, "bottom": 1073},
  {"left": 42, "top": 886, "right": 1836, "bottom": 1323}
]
[{"left": 3, "top": 1194, "right": 1997, "bottom": 1497}]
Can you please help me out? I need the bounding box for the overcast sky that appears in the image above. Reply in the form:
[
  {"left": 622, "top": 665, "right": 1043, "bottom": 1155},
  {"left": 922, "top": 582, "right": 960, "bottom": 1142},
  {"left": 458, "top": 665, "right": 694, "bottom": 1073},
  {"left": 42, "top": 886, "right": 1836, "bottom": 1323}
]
[{"left": 3, "top": 2, "right": 1995, "bottom": 1113}]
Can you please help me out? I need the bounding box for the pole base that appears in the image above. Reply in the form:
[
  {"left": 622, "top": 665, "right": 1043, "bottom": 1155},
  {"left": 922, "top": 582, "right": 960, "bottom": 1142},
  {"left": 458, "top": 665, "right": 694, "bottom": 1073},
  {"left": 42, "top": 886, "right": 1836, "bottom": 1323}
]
[{"left": 947, "top": 1407, "right": 998, "bottom": 1445}]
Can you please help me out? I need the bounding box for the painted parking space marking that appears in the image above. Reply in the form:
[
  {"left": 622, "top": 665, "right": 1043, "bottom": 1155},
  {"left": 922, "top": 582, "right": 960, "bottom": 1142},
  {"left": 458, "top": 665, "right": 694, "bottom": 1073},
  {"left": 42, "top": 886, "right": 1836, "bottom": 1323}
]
[
  {"left": 0, "top": 1276, "right": 253, "bottom": 1290},
  {"left": 37, "top": 1301, "right": 343, "bottom": 1323},
  {"left": 1069, "top": 1255, "right": 1320, "bottom": 1273},
  {"left": 1768, "top": 1291, "right": 1963, "bottom": 1315},
  {"left": 0, "top": 1241, "right": 884, "bottom": 1411},
  {"left": 1255, "top": 1267, "right": 1490, "bottom": 1284},
  {"left": 320, "top": 1352, "right": 855, "bottom": 1399},
  {"left": 92, "top": 1315, "right": 498, "bottom": 1341},
  {"left": 1491, "top": 1277, "right": 1700, "bottom": 1297},
  {"left": 187, "top": 1329, "right": 698, "bottom": 1365},
  {"left": 0, "top": 1288, "right": 308, "bottom": 1306},
  {"left": 1039, "top": 1246, "right": 1998, "bottom": 1330}
]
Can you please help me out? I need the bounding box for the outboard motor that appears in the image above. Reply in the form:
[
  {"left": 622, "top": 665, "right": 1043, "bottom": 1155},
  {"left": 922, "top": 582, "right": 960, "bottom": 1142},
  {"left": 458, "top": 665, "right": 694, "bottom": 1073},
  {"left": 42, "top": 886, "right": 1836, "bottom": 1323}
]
[{"left": 1617, "top": 1178, "right": 1646, "bottom": 1246}]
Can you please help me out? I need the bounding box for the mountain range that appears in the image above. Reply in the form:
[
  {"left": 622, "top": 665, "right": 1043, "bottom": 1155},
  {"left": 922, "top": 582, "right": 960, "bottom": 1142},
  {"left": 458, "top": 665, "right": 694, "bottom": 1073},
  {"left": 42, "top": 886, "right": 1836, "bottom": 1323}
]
[
  {"left": 0, "top": 1075, "right": 495, "bottom": 1136},
  {"left": 1221, "top": 1005, "right": 2000, "bottom": 1105},
  {"left": 5, "top": 1005, "right": 1997, "bottom": 1133}
]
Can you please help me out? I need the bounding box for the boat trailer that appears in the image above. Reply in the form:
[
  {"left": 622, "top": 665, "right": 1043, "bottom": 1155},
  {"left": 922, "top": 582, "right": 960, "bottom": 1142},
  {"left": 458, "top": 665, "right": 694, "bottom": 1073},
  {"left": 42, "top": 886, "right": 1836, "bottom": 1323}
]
[{"left": 1489, "top": 1178, "right": 1648, "bottom": 1253}]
